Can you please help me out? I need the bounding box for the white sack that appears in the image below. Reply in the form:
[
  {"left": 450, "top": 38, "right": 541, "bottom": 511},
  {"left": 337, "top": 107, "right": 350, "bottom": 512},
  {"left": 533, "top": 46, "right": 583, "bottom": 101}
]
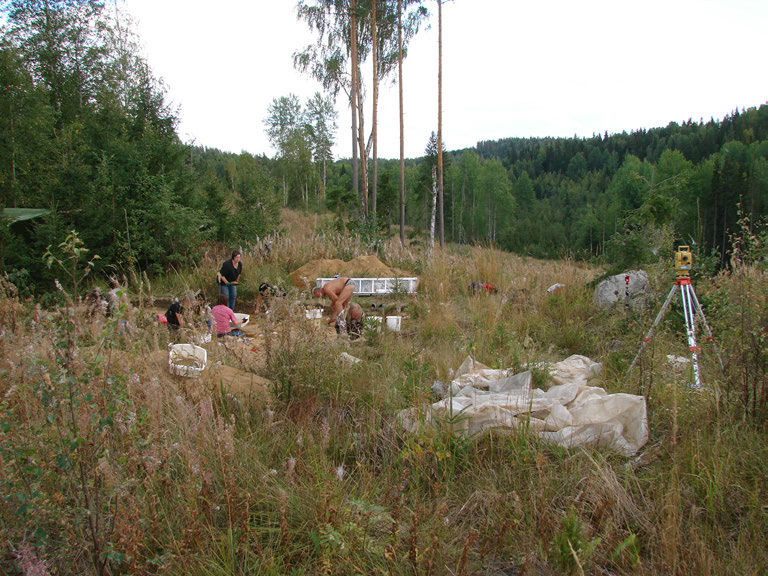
[{"left": 400, "top": 354, "right": 648, "bottom": 457}]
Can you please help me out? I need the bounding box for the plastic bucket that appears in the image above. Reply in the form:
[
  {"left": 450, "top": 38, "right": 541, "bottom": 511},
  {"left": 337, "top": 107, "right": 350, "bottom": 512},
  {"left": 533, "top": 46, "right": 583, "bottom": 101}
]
[
  {"left": 385, "top": 316, "right": 402, "bottom": 332},
  {"left": 168, "top": 344, "right": 207, "bottom": 378},
  {"left": 233, "top": 313, "right": 250, "bottom": 327}
]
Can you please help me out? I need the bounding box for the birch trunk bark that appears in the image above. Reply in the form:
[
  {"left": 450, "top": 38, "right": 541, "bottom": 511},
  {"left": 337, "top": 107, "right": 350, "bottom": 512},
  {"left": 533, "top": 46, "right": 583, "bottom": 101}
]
[{"left": 430, "top": 166, "right": 437, "bottom": 250}]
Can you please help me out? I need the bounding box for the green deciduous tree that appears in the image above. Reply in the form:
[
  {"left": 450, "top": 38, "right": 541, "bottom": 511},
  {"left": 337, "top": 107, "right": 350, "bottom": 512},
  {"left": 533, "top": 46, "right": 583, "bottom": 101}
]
[
  {"left": 0, "top": 1, "right": 278, "bottom": 290},
  {"left": 295, "top": 0, "right": 368, "bottom": 212},
  {"left": 305, "top": 91, "right": 338, "bottom": 196}
]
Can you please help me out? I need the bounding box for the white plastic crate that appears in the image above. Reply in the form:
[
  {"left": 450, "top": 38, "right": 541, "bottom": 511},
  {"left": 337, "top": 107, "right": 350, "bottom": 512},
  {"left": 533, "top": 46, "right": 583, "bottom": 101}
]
[{"left": 316, "top": 277, "right": 418, "bottom": 296}]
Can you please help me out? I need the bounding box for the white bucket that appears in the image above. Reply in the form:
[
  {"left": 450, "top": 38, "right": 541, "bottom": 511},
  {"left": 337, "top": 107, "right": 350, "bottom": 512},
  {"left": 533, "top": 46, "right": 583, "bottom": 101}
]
[
  {"left": 385, "top": 316, "right": 402, "bottom": 332},
  {"left": 168, "top": 344, "right": 207, "bottom": 378},
  {"left": 305, "top": 308, "right": 323, "bottom": 320},
  {"left": 233, "top": 313, "right": 250, "bottom": 327}
]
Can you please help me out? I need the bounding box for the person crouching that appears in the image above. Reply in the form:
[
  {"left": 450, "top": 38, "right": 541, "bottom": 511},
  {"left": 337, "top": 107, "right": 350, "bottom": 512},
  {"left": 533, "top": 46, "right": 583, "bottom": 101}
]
[
  {"left": 313, "top": 276, "right": 355, "bottom": 326},
  {"left": 211, "top": 294, "right": 243, "bottom": 337},
  {"left": 338, "top": 302, "right": 364, "bottom": 340}
]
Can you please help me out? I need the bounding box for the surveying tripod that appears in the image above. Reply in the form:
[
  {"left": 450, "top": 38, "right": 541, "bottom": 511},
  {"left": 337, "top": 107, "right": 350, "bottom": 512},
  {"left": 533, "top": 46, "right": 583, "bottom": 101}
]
[{"left": 627, "top": 246, "right": 724, "bottom": 388}]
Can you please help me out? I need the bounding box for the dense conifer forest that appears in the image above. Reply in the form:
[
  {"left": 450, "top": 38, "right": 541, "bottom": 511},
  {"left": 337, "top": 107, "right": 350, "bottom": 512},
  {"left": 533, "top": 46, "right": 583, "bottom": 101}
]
[{"left": 2, "top": 0, "right": 766, "bottom": 295}]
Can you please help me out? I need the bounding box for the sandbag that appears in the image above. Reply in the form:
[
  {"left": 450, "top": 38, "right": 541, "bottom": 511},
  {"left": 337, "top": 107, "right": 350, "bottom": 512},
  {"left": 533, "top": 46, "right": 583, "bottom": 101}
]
[{"left": 400, "top": 355, "right": 648, "bottom": 456}]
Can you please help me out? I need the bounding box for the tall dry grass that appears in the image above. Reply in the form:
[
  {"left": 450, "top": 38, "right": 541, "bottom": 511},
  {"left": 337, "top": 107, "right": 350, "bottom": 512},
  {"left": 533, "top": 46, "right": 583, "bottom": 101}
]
[{"left": 1, "top": 209, "right": 766, "bottom": 575}]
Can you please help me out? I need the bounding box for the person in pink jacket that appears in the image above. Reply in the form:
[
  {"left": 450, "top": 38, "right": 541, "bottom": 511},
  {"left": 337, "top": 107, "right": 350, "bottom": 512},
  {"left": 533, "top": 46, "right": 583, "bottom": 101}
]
[{"left": 211, "top": 294, "right": 243, "bottom": 337}]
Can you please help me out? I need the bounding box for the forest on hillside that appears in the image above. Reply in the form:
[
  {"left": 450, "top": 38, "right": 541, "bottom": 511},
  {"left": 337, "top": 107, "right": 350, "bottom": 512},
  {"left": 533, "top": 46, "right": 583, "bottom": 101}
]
[{"left": 1, "top": 0, "right": 767, "bottom": 298}]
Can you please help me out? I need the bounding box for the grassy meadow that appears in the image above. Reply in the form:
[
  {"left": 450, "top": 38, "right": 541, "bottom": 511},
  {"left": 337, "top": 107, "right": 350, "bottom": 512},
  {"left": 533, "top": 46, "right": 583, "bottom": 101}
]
[{"left": 1, "top": 211, "right": 766, "bottom": 575}]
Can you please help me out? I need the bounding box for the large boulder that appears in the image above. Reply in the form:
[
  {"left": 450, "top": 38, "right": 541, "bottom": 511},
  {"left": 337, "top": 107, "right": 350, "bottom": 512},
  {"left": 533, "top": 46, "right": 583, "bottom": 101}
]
[{"left": 594, "top": 270, "right": 649, "bottom": 310}]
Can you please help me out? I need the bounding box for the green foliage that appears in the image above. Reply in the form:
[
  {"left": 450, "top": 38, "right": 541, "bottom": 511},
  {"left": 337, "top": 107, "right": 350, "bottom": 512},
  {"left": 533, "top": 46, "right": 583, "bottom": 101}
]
[
  {"left": 445, "top": 106, "right": 768, "bottom": 264},
  {"left": 264, "top": 92, "right": 337, "bottom": 209},
  {"left": 704, "top": 206, "right": 768, "bottom": 420},
  {"left": 611, "top": 533, "right": 641, "bottom": 568},
  {"left": 0, "top": 243, "right": 140, "bottom": 574},
  {"left": 4, "top": 0, "right": 768, "bottom": 289},
  {"left": 43, "top": 229, "right": 100, "bottom": 299},
  {"left": 0, "top": 2, "right": 281, "bottom": 292},
  {"left": 550, "top": 509, "right": 601, "bottom": 575},
  {"left": 326, "top": 182, "right": 358, "bottom": 216}
]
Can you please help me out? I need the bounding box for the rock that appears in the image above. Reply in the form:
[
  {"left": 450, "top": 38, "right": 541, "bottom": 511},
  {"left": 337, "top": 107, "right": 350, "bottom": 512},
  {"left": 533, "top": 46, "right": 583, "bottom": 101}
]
[
  {"left": 339, "top": 351, "right": 362, "bottom": 365},
  {"left": 594, "top": 270, "right": 649, "bottom": 310}
]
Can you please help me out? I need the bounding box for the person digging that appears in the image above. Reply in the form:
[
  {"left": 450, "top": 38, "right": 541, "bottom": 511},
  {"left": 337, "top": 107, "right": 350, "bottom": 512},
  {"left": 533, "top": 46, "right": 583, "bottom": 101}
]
[
  {"left": 342, "top": 302, "right": 365, "bottom": 339},
  {"left": 313, "top": 276, "right": 354, "bottom": 328}
]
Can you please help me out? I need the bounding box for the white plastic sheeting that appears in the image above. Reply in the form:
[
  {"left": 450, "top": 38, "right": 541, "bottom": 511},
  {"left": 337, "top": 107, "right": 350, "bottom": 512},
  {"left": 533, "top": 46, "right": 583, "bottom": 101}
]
[{"left": 400, "top": 355, "right": 648, "bottom": 456}]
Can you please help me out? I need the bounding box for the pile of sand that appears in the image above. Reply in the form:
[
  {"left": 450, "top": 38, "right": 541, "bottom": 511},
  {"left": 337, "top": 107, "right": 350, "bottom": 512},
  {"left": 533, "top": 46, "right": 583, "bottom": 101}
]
[
  {"left": 208, "top": 363, "right": 271, "bottom": 398},
  {"left": 289, "top": 254, "right": 414, "bottom": 290}
]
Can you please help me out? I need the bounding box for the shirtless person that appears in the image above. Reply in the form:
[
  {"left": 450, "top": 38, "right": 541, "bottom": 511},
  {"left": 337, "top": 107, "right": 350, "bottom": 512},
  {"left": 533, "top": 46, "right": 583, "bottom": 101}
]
[{"left": 313, "top": 276, "right": 355, "bottom": 326}]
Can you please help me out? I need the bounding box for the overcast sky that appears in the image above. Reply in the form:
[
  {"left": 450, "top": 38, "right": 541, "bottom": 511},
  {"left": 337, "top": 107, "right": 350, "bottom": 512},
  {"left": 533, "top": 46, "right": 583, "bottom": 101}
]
[{"left": 124, "top": 0, "right": 767, "bottom": 160}]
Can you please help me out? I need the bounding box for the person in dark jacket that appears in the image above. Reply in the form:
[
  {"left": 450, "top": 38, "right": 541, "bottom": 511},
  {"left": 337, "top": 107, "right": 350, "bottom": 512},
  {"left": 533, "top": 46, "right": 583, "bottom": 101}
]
[
  {"left": 255, "top": 282, "right": 286, "bottom": 314},
  {"left": 166, "top": 293, "right": 194, "bottom": 338},
  {"left": 217, "top": 250, "right": 242, "bottom": 310}
]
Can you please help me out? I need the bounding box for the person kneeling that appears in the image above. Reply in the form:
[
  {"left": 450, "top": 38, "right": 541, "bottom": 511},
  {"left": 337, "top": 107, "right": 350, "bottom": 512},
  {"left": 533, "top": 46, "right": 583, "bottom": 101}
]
[
  {"left": 337, "top": 302, "right": 364, "bottom": 340},
  {"left": 166, "top": 292, "right": 194, "bottom": 341},
  {"left": 212, "top": 294, "right": 243, "bottom": 338}
]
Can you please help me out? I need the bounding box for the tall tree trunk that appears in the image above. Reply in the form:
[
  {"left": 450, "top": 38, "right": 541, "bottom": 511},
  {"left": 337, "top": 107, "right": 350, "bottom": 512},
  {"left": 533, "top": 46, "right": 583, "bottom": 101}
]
[
  {"left": 436, "top": 0, "right": 445, "bottom": 247},
  {"left": 350, "top": 0, "right": 368, "bottom": 217},
  {"left": 322, "top": 157, "right": 327, "bottom": 199},
  {"left": 398, "top": 0, "right": 406, "bottom": 246},
  {"left": 488, "top": 191, "right": 492, "bottom": 242},
  {"left": 371, "top": 0, "right": 378, "bottom": 217},
  {"left": 350, "top": 0, "right": 360, "bottom": 211},
  {"left": 451, "top": 180, "right": 454, "bottom": 241},
  {"left": 356, "top": 64, "right": 368, "bottom": 217},
  {"left": 430, "top": 166, "right": 437, "bottom": 250},
  {"left": 721, "top": 207, "right": 727, "bottom": 269},
  {"left": 9, "top": 94, "right": 16, "bottom": 207},
  {"left": 471, "top": 183, "right": 476, "bottom": 241},
  {"left": 459, "top": 175, "right": 466, "bottom": 243}
]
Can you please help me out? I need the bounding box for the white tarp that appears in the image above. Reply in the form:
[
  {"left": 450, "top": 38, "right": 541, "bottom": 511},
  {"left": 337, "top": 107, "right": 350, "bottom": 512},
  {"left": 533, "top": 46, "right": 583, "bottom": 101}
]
[{"left": 400, "top": 355, "right": 648, "bottom": 456}]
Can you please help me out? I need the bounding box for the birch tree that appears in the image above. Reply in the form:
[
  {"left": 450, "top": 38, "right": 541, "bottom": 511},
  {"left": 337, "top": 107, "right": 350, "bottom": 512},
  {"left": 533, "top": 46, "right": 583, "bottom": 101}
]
[
  {"left": 305, "top": 91, "right": 338, "bottom": 197},
  {"left": 295, "top": 0, "right": 369, "bottom": 214}
]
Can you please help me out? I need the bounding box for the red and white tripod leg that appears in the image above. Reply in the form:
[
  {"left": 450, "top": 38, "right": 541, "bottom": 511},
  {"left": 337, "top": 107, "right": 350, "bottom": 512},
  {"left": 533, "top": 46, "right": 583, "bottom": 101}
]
[{"left": 680, "top": 282, "right": 702, "bottom": 388}]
